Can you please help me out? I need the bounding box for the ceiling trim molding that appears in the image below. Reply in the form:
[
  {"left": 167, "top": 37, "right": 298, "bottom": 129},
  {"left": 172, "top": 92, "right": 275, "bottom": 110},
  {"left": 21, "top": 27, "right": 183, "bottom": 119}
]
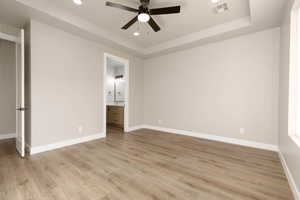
[
  {"left": 16, "top": 0, "right": 144, "bottom": 53},
  {"left": 13, "top": 0, "right": 285, "bottom": 57},
  {"left": 0, "top": 31, "right": 20, "bottom": 43},
  {"left": 142, "top": 16, "right": 252, "bottom": 55}
]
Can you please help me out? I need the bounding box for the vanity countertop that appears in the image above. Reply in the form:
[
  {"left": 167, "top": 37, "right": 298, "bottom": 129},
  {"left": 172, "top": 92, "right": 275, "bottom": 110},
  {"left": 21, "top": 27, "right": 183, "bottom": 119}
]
[{"left": 107, "top": 102, "right": 125, "bottom": 107}]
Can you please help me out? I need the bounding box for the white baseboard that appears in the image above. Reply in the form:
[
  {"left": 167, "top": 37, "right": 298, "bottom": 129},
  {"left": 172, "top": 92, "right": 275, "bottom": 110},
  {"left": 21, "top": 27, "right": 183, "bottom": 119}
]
[
  {"left": 127, "top": 125, "right": 147, "bottom": 132},
  {"left": 30, "top": 133, "right": 105, "bottom": 155},
  {"left": 0, "top": 133, "right": 16, "bottom": 140},
  {"left": 130, "top": 125, "right": 278, "bottom": 152},
  {"left": 279, "top": 152, "right": 300, "bottom": 200},
  {"left": 128, "top": 125, "right": 300, "bottom": 197}
]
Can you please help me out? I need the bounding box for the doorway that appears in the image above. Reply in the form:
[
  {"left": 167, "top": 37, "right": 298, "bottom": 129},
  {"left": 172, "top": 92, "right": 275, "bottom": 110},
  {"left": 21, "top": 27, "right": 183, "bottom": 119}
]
[
  {"left": 103, "top": 53, "right": 129, "bottom": 136},
  {"left": 0, "top": 29, "right": 25, "bottom": 157}
]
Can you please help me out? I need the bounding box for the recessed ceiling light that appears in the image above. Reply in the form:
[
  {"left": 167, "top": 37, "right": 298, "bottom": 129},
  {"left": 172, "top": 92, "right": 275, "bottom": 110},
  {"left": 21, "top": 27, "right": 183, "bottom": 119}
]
[
  {"left": 211, "top": 0, "right": 220, "bottom": 3},
  {"left": 133, "top": 31, "right": 140, "bottom": 36},
  {"left": 73, "top": 0, "right": 82, "bottom": 5},
  {"left": 138, "top": 13, "right": 150, "bottom": 23}
]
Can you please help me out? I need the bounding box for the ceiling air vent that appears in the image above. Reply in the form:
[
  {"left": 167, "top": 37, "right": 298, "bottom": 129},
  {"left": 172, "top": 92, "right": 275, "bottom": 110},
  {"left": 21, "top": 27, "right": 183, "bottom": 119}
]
[{"left": 214, "top": 3, "right": 228, "bottom": 13}]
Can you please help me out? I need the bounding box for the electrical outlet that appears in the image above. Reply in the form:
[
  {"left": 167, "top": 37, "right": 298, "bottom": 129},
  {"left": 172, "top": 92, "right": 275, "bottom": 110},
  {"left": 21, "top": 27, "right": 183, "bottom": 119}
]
[
  {"left": 158, "top": 120, "right": 163, "bottom": 125},
  {"left": 240, "top": 128, "right": 245, "bottom": 135},
  {"left": 78, "top": 126, "right": 83, "bottom": 133}
]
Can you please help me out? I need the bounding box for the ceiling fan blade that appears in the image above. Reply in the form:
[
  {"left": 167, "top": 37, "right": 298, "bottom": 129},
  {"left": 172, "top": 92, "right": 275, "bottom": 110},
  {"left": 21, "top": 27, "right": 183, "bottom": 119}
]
[
  {"left": 106, "top": 1, "right": 139, "bottom": 13},
  {"left": 122, "top": 16, "right": 138, "bottom": 30},
  {"left": 150, "top": 6, "right": 181, "bottom": 15},
  {"left": 148, "top": 17, "right": 161, "bottom": 32}
]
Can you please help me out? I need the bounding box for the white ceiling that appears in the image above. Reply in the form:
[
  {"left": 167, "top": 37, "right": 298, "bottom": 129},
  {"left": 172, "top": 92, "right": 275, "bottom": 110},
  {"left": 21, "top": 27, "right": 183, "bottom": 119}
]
[
  {"left": 0, "top": 0, "right": 287, "bottom": 57},
  {"left": 47, "top": 0, "right": 250, "bottom": 47}
]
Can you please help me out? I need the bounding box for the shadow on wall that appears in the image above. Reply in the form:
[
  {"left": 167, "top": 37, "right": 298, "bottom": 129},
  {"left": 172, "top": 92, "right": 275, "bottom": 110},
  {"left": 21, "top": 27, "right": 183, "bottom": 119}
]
[{"left": 0, "top": 39, "right": 16, "bottom": 137}]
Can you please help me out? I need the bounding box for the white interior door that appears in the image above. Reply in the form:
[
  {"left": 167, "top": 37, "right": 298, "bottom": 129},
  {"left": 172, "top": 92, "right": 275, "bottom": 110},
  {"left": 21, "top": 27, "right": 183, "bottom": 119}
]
[{"left": 16, "top": 29, "right": 25, "bottom": 157}]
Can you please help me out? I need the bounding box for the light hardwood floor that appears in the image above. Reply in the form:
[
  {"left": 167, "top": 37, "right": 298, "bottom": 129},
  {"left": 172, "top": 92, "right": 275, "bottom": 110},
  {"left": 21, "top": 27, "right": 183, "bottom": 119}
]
[{"left": 0, "top": 128, "right": 294, "bottom": 200}]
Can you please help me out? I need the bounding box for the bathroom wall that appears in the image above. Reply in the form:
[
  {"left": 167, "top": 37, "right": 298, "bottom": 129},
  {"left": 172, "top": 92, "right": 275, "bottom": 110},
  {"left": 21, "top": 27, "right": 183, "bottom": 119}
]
[
  {"left": 106, "top": 64, "right": 115, "bottom": 104},
  {"left": 106, "top": 58, "right": 125, "bottom": 104}
]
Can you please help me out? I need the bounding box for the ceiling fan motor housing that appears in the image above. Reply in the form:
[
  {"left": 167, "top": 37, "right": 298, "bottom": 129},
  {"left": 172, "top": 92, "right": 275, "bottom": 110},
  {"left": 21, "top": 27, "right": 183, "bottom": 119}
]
[
  {"left": 140, "top": 0, "right": 150, "bottom": 8},
  {"left": 139, "top": 5, "right": 149, "bottom": 14},
  {"left": 105, "top": 0, "right": 180, "bottom": 32}
]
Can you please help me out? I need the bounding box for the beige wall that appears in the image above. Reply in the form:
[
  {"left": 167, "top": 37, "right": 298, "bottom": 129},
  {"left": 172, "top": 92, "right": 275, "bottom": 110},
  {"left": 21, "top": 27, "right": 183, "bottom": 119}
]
[
  {"left": 144, "top": 28, "right": 280, "bottom": 145},
  {"left": 279, "top": 0, "right": 300, "bottom": 191},
  {"left": 0, "top": 39, "right": 16, "bottom": 136},
  {"left": 29, "top": 20, "right": 143, "bottom": 147},
  {"left": 0, "top": 23, "right": 19, "bottom": 37}
]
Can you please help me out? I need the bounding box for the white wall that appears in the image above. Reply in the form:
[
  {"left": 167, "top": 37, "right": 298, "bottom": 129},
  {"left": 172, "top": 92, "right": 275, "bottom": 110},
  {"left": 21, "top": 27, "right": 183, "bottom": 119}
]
[
  {"left": 279, "top": 0, "right": 300, "bottom": 193},
  {"left": 0, "top": 39, "right": 16, "bottom": 136},
  {"left": 28, "top": 20, "right": 143, "bottom": 147},
  {"left": 144, "top": 28, "right": 280, "bottom": 146}
]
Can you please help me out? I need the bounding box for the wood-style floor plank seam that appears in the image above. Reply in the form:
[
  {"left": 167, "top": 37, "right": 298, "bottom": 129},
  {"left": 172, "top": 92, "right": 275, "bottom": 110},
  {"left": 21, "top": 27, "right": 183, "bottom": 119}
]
[{"left": 0, "top": 128, "right": 294, "bottom": 200}]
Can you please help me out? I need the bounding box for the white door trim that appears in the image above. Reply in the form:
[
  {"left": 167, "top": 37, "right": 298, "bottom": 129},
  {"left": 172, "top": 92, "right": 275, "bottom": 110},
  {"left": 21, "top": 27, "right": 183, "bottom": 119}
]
[
  {"left": 15, "top": 29, "right": 25, "bottom": 157},
  {"left": 103, "top": 53, "right": 130, "bottom": 134}
]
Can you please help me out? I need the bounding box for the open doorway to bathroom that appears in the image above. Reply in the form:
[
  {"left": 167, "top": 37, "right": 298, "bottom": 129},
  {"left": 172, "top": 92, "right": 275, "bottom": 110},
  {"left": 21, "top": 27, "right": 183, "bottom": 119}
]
[{"left": 103, "top": 53, "right": 129, "bottom": 136}]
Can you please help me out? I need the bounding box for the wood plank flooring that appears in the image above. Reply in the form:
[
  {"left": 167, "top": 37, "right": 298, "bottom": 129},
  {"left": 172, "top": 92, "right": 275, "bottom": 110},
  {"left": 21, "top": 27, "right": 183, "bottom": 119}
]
[{"left": 0, "top": 128, "right": 294, "bottom": 200}]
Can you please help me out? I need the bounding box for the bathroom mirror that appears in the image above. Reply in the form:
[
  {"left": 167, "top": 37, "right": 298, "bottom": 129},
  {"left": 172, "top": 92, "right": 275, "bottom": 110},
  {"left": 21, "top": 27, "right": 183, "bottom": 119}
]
[{"left": 114, "top": 75, "right": 125, "bottom": 102}]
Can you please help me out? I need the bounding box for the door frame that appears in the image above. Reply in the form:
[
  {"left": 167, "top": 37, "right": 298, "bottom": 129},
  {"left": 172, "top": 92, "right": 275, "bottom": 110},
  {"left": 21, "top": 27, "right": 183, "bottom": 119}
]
[
  {"left": 103, "top": 53, "right": 130, "bottom": 135},
  {"left": 15, "top": 29, "right": 25, "bottom": 157},
  {"left": 0, "top": 30, "right": 25, "bottom": 157}
]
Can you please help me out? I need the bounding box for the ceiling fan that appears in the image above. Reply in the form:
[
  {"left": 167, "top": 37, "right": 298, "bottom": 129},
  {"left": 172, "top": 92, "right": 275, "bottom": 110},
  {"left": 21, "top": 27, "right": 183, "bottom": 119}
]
[{"left": 105, "top": 0, "right": 181, "bottom": 32}]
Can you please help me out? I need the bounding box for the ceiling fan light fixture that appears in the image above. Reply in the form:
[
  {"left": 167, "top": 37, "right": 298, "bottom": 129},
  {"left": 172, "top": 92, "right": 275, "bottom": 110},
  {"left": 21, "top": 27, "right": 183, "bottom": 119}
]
[
  {"left": 211, "top": 0, "right": 220, "bottom": 3},
  {"left": 105, "top": 0, "right": 181, "bottom": 32},
  {"left": 138, "top": 13, "right": 150, "bottom": 22},
  {"left": 73, "top": 0, "right": 83, "bottom": 5},
  {"left": 133, "top": 31, "right": 140, "bottom": 36}
]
